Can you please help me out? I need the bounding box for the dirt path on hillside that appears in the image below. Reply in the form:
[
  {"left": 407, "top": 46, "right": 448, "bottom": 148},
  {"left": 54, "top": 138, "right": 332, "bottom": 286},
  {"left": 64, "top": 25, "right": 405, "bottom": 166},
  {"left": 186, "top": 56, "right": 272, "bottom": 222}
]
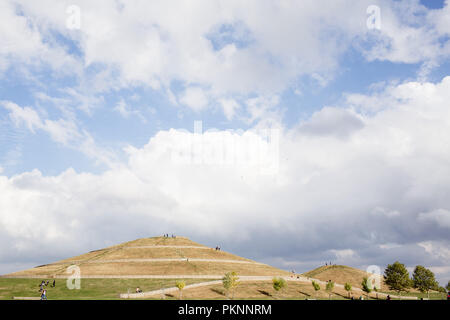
[{"left": 124, "top": 245, "right": 210, "bottom": 249}]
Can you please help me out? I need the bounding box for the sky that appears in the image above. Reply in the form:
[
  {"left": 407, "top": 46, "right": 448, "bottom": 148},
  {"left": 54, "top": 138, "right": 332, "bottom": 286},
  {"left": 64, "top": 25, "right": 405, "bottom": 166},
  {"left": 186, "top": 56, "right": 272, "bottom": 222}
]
[{"left": 0, "top": 0, "right": 449, "bottom": 285}]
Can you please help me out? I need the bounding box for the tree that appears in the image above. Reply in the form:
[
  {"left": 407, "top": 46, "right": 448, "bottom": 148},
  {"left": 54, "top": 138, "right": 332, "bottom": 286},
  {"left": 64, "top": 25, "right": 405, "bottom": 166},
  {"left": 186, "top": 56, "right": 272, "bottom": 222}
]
[
  {"left": 325, "top": 281, "right": 335, "bottom": 300},
  {"left": 272, "top": 277, "right": 287, "bottom": 299},
  {"left": 445, "top": 280, "right": 450, "bottom": 291},
  {"left": 384, "top": 261, "right": 411, "bottom": 298},
  {"left": 412, "top": 265, "right": 438, "bottom": 299},
  {"left": 175, "top": 280, "right": 185, "bottom": 300},
  {"left": 222, "top": 271, "right": 239, "bottom": 299},
  {"left": 361, "top": 277, "right": 372, "bottom": 299},
  {"left": 344, "top": 282, "right": 352, "bottom": 298},
  {"left": 311, "top": 280, "right": 321, "bottom": 298}
]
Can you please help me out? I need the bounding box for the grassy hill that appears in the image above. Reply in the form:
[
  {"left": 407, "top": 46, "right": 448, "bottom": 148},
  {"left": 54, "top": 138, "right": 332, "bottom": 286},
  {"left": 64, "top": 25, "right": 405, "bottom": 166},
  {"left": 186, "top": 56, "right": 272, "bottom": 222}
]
[
  {"left": 302, "top": 265, "right": 389, "bottom": 291},
  {"left": 3, "top": 236, "right": 289, "bottom": 278}
]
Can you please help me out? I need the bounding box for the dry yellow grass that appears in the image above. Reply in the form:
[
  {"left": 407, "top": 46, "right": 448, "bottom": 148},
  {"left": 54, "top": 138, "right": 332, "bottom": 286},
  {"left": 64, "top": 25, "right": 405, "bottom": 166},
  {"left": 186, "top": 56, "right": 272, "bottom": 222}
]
[
  {"left": 77, "top": 261, "right": 288, "bottom": 276},
  {"left": 117, "top": 237, "right": 207, "bottom": 248},
  {"left": 7, "top": 264, "right": 66, "bottom": 277},
  {"left": 303, "top": 265, "right": 382, "bottom": 289},
  {"left": 97, "top": 247, "right": 252, "bottom": 261},
  {"left": 58, "top": 250, "right": 109, "bottom": 263}
]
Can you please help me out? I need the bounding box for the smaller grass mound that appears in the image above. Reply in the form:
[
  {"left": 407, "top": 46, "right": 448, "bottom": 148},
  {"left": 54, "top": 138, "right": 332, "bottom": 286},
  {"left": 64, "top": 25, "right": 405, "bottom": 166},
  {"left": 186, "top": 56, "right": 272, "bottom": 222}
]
[{"left": 302, "top": 265, "right": 389, "bottom": 291}]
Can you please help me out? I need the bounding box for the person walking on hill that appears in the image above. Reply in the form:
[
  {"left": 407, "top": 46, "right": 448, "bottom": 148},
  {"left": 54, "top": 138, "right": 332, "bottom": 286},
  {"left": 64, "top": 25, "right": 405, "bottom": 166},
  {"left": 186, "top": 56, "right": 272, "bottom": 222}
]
[{"left": 41, "top": 289, "right": 47, "bottom": 300}]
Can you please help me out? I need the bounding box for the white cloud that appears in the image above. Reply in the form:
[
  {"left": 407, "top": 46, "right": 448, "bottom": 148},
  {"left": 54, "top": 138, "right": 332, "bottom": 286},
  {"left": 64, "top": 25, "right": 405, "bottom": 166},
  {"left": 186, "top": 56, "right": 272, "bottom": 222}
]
[
  {"left": 417, "top": 241, "right": 450, "bottom": 262},
  {"left": 245, "top": 95, "right": 281, "bottom": 125},
  {"left": 180, "top": 87, "right": 209, "bottom": 111},
  {"left": 418, "top": 209, "right": 450, "bottom": 229},
  {"left": 43, "top": 118, "right": 82, "bottom": 145},
  {"left": 298, "top": 107, "right": 365, "bottom": 139},
  {"left": 330, "top": 249, "right": 357, "bottom": 260},
  {"left": 1, "top": 100, "right": 116, "bottom": 167},
  {"left": 0, "top": 0, "right": 81, "bottom": 76},
  {"left": 0, "top": 0, "right": 447, "bottom": 120},
  {"left": 1, "top": 101, "right": 43, "bottom": 132},
  {"left": 218, "top": 98, "right": 240, "bottom": 120},
  {"left": 114, "top": 98, "right": 146, "bottom": 122},
  {"left": 114, "top": 99, "right": 130, "bottom": 118}
]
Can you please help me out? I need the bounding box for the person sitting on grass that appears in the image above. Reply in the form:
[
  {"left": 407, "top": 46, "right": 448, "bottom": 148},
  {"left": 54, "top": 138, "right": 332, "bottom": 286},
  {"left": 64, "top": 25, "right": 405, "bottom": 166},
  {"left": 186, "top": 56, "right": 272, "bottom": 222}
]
[{"left": 136, "top": 287, "right": 142, "bottom": 293}]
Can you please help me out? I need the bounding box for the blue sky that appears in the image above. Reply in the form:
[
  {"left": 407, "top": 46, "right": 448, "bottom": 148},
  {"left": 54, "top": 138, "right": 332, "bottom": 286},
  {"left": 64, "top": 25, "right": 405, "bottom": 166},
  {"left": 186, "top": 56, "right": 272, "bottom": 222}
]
[{"left": 1, "top": 0, "right": 450, "bottom": 285}]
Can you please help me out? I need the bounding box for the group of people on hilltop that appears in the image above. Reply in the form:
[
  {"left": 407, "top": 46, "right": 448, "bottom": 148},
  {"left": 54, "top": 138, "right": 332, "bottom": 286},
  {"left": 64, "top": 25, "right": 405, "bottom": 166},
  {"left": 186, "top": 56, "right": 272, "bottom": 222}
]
[
  {"left": 39, "top": 279, "right": 55, "bottom": 300},
  {"left": 163, "top": 234, "right": 176, "bottom": 238},
  {"left": 214, "top": 246, "right": 221, "bottom": 251}
]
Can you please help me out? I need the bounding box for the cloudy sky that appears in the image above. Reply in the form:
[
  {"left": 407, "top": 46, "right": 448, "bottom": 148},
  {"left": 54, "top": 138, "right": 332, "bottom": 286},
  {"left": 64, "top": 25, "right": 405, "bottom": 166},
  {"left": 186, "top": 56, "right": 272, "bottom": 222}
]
[{"left": 0, "top": 0, "right": 449, "bottom": 285}]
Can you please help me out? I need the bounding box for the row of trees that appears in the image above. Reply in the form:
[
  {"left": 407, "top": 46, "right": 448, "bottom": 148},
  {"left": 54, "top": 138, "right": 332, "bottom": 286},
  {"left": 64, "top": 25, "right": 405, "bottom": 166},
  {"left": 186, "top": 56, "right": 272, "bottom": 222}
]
[{"left": 384, "top": 262, "right": 443, "bottom": 298}]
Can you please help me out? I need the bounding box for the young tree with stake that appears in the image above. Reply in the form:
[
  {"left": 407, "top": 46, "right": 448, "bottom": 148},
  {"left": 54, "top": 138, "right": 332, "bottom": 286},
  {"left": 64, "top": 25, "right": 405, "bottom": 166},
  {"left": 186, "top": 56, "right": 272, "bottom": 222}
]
[
  {"left": 344, "top": 282, "right": 352, "bottom": 299},
  {"left": 326, "top": 281, "right": 334, "bottom": 300},
  {"left": 222, "top": 271, "right": 240, "bottom": 299},
  {"left": 361, "top": 277, "right": 372, "bottom": 299},
  {"left": 272, "top": 277, "right": 287, "bottom": 299},
  {"left": 312, "top": 280, "right": 320, "bottom": 299},
  {"left": 175, "top": 280, "right": 185, "bottom": 300}
]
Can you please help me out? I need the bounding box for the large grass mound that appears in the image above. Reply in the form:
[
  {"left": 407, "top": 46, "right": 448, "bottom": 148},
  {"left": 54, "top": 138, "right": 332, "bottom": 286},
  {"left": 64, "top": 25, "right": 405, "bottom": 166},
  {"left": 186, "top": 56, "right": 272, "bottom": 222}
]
[{"left": 3, "top": 236, "right": 289, "bottom": 278}]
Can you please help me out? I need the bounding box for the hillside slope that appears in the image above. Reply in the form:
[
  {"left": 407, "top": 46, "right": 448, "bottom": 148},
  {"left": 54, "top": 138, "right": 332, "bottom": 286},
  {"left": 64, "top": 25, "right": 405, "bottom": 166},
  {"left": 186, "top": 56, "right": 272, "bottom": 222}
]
[{"left": 4, "top": 236, "right": 289, "bottom": 278}]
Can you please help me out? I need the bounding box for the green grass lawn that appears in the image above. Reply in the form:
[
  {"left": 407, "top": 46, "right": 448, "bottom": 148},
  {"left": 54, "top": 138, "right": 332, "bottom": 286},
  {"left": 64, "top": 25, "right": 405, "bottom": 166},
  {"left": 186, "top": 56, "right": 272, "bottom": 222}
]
[
  {"left": 2, "top": 278, "right": 446, "bottom": 300},
  {"left": 0, "top": 278, "right": 206, "bottom": 300}
]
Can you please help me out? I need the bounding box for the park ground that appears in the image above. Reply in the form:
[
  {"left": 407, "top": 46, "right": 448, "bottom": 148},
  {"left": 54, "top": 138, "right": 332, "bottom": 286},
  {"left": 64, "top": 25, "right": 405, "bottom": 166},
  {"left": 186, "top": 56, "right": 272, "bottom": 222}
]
[{"left": 0, "top": 277, "right": 446, "bottom": 300}]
